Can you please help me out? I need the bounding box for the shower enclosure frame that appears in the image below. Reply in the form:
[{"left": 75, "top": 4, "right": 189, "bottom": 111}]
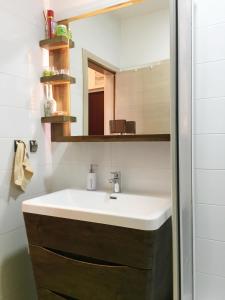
[{"left": 170, "top": 0, "right": 193, "bottom": 299}]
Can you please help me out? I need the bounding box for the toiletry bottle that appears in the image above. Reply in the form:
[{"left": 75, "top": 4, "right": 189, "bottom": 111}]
[
  {"left": 47, "top": 10, "right": 55, "bottom": 39},
  {"left": 114, "top": 181, "right": 120, "bottom": 193},
  {"left": 43, "top": 84, "right": 51, "bottom": 117},
  {"left": 86, "top": 164, "right": 97, "bottom": 191},
  {"left": 48, "top": 84, "right": 57, "bottom": 115}
]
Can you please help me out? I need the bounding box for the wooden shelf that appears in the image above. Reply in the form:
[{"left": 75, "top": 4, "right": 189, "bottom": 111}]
[
  {"left": 39, "top": 36, "right": 75, "bottom": 50},
  {"left": 40, "top": 74, "right": 76, "bottom": 85},
  {"left": 41, "top": 116, "right": 76, "bottom": 124},
  {"left": 52, "top": 134, "right": 170, "bottom": 142}
]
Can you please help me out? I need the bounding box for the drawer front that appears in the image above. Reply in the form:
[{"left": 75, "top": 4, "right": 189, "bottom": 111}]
[
  {"left": 31, "top": 246, "right": 152, "bottom": 300},
  {"left": 24, "top": 213, "right": 156, "bottom": 269},
  {"left": 38, "top": 288, "right": 70, "bottom": 299}
]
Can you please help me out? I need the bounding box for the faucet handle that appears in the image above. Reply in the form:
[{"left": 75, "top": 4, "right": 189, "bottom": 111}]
[
  {"left": 110, "top": 171, "right": 121, "bottom": 193},
  {"left": 111, "top": 171, "right": 121, "bottom": 179}
]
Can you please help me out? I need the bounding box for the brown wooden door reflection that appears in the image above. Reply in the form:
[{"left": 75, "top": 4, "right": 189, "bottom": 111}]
[{"left": 88, "top": 91, "right": 104, "bottom": 135}]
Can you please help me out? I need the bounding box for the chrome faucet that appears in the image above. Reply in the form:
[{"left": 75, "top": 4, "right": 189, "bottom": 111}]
[{"left": 109, "top": 171, "right": 121, "bottom": 193}]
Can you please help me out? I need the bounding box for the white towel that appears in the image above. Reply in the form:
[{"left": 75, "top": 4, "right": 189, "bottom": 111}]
[{"left": 14, "top": 141, "right": 33, "bottom": 192}]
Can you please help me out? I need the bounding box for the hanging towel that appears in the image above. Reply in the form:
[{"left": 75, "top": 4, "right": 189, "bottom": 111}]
[{"left": 14, "top": 141, "right": 34, "bottom": 192}]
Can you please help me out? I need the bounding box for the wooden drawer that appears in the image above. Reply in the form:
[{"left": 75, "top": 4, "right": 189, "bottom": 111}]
[
  {"left": 38, "top": 288, "right": 71, "bottom": 299},
  {"left": 24, "top": 213, "right": 171, "bottom": 269},
  {"left": 31, "top": 246, "right": 152, "bottom": 300}
]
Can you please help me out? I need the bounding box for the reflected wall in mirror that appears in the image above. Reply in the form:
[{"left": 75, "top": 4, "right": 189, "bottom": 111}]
[{"left": 70, "top": 0, "right": 170, "bottom": 136}]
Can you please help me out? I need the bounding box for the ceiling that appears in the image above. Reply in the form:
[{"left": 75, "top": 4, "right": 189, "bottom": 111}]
[
  {"left": 113, "top": 0, "right": 169, "bottom": 19},
  {"left": 52, "top": 0, "right": 169, "bottom": 22}
]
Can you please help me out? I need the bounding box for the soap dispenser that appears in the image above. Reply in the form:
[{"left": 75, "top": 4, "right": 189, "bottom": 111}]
[{"left": 86, "top": 164, "right": 97, "bottom": 191}]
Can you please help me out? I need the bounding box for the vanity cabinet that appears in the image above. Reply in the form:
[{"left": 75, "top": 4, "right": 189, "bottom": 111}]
[{"left": 24, "top": 213, "right": 172, "bottom": 300}]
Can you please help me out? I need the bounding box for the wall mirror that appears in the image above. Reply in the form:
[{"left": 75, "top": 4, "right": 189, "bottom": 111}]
[{"left": 68, "top": 0, "right": 171, "bottom": 138}]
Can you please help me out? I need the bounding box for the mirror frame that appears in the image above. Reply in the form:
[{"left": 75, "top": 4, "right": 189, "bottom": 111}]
[
  {"left": 54, "top": 0, "right": 171, "bottom": 142},
  {"left": 82, "top": 50, "right": 119, "bottom": 135}
]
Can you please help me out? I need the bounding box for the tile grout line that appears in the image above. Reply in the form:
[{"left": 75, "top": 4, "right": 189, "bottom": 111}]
[{"left": 196, "top": 270, "right": 225, "bottom": 280}]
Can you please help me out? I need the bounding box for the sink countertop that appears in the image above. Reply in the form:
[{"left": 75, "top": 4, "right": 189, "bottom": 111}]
[{"left": 22, "top": 189, "right": 171, "bottom": 231}]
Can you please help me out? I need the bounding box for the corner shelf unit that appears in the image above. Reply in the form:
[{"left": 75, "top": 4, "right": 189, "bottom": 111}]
[{"left": 40, "top": 35, "right": 76, "bottom": 141}]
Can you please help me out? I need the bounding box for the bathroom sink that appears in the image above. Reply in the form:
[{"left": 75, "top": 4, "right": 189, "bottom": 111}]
[{"left": 22, "top": 189, "right": 171, "bottom": 230}]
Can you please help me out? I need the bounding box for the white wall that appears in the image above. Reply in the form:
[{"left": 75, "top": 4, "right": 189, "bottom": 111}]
[
  {"left": 120, "top": 9, "right": 170, "bottom": 68},
  {"left": 50, "top": 142, "right": 171, "bottom": 196},
  {"left": 193, "top": 0, "right": 225, "bottom": 299},
  {"left": 0, "top": 1, "right": 52, "bottom": 299}
]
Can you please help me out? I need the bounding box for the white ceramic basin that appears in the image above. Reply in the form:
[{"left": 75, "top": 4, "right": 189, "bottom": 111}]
[{"left": 22, "top": 189, "right": 171, "bottom": 231}]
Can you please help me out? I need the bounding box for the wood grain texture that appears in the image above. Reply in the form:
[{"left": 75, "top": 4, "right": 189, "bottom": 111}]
[
  {"left": 38, "top": 288, "right": 69, "bottom": 299},
  {"left": 48, "top": 47, "right": 73, "bottom": 141},
  {"left": 52, "top": 134, "right": 170, "bottom": 143},
  {"left": 49, "top": 48, "right": 69, "bottom": 71},
  {"left": 51, "top": 124, "right": 71, "bottom": 142},
  {"left": 40, "top": 74, "right": 76, "bottom": 85},
  {"left": 31, "top": 246, "right": 151, "bottom": 300},
  {"left": 24, "top": 214, "right": 172, "bottom": 299},
  {"left": 24, "top": 214, "right": 170, "bottom": 270},
  {"left": 151, "top": 217, "right": 173, "bottom": 300},
  {"left": 39, "top": 37, "right": 75, "bottom": 50},
  {"left": 52, "top": 134, "right": 170, "bottom": 142},
  {"left": 41, "top": 116, "right": 76, "bottom": 123},
  {"left": 109, "top": 120, "right": 126, "bottom": 134}
]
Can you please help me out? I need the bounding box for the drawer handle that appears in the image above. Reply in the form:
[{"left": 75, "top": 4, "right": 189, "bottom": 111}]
[
  {"left": 51, "top": 290, "right": 79, "bottom": 300},
  {"left": 46, "top": 247, "right": 125, "bottom": 268}
]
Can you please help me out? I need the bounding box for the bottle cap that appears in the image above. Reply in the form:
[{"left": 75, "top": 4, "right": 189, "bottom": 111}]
[{"left": 47, "top": 10, "right": 54, "bottom": 18}]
